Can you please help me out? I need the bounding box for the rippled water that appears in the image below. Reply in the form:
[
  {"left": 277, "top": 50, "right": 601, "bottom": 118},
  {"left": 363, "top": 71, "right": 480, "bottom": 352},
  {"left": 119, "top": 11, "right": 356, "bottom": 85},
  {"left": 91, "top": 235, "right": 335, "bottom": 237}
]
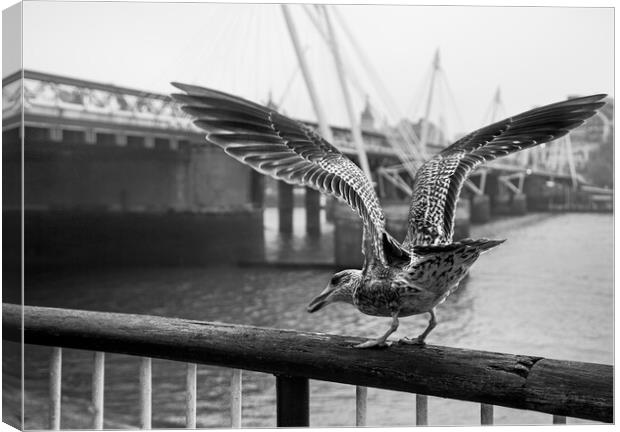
[{"left": 8, "top": 211, "right": 613, "bottom": 428}]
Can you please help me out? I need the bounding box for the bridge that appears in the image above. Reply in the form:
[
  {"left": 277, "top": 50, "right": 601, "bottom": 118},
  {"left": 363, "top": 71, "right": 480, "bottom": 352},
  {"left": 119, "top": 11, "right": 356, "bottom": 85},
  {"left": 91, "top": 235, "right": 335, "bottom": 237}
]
[
  {"left": 2, "top": 69, "right": 407, "bottom": 268},
  {"left": 2, "top": 68, "right": 612, "bottom": 269}
]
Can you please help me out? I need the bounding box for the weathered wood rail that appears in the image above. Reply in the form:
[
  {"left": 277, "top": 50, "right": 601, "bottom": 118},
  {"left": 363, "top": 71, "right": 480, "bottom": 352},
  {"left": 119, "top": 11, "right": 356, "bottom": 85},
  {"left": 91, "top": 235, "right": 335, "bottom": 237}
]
[{"left": 3, "top": 303, "right": 613, "bottom": 425}]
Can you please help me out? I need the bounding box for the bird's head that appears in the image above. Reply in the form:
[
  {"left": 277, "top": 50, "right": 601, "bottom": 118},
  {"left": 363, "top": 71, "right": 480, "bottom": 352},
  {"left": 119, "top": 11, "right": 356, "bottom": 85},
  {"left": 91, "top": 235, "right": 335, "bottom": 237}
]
[{"left": 307, "top": 269, "right": 362, "bottom": 313}]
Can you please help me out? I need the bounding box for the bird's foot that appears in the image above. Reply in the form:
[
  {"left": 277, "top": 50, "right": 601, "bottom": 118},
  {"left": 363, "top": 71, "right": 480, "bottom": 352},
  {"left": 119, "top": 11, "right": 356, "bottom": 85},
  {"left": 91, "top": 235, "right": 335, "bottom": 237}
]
[
  {"left": 353, "top": 339, "right": 390, "bottom": 349},
  {"left": 397, "top": 337, "right": 426, "bottom": 346}
]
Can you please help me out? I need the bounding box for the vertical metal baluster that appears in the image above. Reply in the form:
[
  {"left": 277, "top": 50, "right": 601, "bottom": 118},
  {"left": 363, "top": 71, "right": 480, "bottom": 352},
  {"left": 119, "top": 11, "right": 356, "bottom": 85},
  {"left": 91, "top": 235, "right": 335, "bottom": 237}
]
[
  {"left": 481, "top": 403, "right": 494, "bottom": 425},
  {"left": 139, "top": 357, "right": 152, "bottom": 429},
  {"left": 355, "top": 386, "right": 367, "bottom": 426},
  {"left": 230, "top": 369, "right": 242, "bottom": 428},
  {"left": 49, "top": 347, "right": 62, "bottom": 430},
  {"left": 92, "top": 352, "right": 105, "bottom": 429},
  {"left": 553, "top": 415, "right": 567, "bottom": 424},
  {"left": 186, "top": 363, "right": 197, "bottom": 428},
  {"left": 416, "top": 394, "right": 428, "bottom": 426}
]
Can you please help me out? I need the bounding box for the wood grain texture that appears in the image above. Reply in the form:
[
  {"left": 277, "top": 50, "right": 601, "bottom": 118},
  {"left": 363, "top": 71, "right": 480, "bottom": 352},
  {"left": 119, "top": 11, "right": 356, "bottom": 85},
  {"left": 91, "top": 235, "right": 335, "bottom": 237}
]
[{"left": 4, "top": 303, "right": 612, "bottom": 423}]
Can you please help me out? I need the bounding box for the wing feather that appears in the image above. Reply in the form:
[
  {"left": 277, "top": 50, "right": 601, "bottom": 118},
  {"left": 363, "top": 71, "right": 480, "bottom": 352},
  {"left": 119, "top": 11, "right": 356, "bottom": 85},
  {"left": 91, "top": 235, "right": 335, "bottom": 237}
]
[
  {"left": 171, "top": 82, "right": 393, "bottom": 263},
  {"left": 404, "top": 94, "right": 607, "bottom": 248}
]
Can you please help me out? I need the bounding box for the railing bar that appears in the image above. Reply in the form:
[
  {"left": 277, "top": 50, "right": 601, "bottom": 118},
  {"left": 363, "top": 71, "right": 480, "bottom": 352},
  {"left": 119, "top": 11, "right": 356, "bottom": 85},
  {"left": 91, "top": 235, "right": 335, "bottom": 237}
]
[
  {"left": 186, "top": 363, "right": 197, "bottom": 429},
  {"left": 92, "top": 351, "right": 105, "bottom": 429},
  {"left": 230, "top": 369, "right": 242, "bottom": 428},
  {"left": 481, "top": 403, "right": 494, "bottom": 425},
  {"left": 6, "top": 304, "right": 612, "bottom": 424},
  {"left": 139, "top": 357, "right": 152, "bottom": 429},
  {"left": 416, "top": 394, "right": 428, "bottom": 426},
  {"left": 355, "top": 386, "right": 367, "bottom": 426},
  {"left": 49, "top": 347, "right": 62, "bottom": 430},
  {"left": 553, "top": 415, "right": 567, "bottom": 424}
]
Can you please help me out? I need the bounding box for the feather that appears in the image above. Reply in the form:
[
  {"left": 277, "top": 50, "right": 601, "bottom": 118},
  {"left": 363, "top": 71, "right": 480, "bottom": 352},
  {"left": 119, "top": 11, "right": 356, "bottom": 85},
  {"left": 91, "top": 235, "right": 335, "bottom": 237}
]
[
  {"left": 404, "top": 94, "right": 607, "bottom": 248},
  {"left": 171, "top": 82, "right": 400, "bottom": 264}
]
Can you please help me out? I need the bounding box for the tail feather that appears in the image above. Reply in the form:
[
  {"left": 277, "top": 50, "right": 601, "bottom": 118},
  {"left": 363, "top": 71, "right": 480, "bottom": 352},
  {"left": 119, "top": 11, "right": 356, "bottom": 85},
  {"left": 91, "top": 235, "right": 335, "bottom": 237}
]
[
  {"left": 462, "top": 238, "right": 506, "bottom": 252},
  {"left": 412, "top": 238, "right": 505, "bottom": 255}
]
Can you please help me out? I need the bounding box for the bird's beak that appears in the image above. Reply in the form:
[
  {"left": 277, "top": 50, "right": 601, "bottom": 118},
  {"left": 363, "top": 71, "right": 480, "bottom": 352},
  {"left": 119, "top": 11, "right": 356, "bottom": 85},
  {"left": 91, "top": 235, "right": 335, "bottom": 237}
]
[{"left": 307, "top": 286, "right": 333, "bottom": 313}]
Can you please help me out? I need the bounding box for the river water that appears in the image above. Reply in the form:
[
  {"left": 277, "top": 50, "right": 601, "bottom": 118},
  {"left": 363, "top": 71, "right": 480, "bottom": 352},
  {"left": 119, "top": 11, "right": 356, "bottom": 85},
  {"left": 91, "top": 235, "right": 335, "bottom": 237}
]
[{"left": 8, "top": 210, "right": 613, "bottom": 428}]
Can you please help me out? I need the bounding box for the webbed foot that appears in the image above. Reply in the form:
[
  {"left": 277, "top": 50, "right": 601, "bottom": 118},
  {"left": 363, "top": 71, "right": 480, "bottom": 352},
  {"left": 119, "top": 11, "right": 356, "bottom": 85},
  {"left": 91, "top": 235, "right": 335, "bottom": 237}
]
[
  {"left": 397, "top": 337, "right": 426, "bottom": 345},
  {"left": 353, "top": 339, "right": 390, "bottom": 349}
]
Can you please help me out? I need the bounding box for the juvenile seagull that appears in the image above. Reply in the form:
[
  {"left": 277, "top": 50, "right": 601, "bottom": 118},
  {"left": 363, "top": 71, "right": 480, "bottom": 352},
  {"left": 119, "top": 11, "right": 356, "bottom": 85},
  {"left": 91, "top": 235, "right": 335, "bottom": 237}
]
[{"left": 171, "top": 83, "right": 605, "bottom": 348}]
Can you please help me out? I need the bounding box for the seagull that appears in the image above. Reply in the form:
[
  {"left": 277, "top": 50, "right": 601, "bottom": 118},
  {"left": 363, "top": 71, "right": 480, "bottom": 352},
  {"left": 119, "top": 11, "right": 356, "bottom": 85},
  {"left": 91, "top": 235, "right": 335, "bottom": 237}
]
[{"left": 171, "top": 83, "right": 606, "bottom": 349}]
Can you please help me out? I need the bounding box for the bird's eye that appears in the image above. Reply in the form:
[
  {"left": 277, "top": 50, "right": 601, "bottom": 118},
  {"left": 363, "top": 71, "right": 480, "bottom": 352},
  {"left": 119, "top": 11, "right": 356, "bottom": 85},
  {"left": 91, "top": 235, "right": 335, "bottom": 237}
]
[{"left": 330, "top": 275, "right": 341, "bottom": 285}]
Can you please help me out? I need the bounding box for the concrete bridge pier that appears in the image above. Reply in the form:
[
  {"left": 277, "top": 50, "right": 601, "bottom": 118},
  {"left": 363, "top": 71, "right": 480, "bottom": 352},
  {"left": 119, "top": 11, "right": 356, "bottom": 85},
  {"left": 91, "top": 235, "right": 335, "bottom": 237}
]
[
  {"left": 305, "top": 188, "right": 321, "bottom": 237},
  {"left": 471, "top": 195, "right": 491, "bottom": 223},
  {"left": 510, "top": 193, "right": 528, "bottom": 215},
  {"left": 466, "top": 170, "right": 491, "bottom": 224},
  {"left": 278, "top": 181, "right": 294, "bottom": 235},
  {"left": 333, "top": 201, "right": 364, "bottom": 268},
  {"left": 495, "top": 172, "right": 528, "bottom": 216},
  {"left": 250, "top": 170, "right": 265, "bottom": 209}
]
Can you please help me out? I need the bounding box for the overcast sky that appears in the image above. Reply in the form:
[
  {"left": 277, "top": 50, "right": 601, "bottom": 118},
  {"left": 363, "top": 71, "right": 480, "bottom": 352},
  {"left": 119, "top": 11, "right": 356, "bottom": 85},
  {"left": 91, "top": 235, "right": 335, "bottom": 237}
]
[{"left": 17, "top": 1, "right": 614, "bottom": 137}]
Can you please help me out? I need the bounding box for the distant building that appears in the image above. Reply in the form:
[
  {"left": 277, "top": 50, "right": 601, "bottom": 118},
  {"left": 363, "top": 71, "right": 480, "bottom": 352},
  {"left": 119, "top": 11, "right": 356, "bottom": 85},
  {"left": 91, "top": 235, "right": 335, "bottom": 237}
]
[
  {"left": 386, "top": 118, "right": 445, "bottom": 156},
  {"left": 265, "top": 91, "right": 279, "bottom": 111},
  {"left": 360, "top": 96, "right": 375, "bottom": 131},
  {"left": 409, "top": 118, "right": 445, "bottom": 147},
  {"left": 568, "top": 95, "right": 613, "bottom": 142},
  {"left": 567, "top": 96, "right": 614, "bottom": 171}
]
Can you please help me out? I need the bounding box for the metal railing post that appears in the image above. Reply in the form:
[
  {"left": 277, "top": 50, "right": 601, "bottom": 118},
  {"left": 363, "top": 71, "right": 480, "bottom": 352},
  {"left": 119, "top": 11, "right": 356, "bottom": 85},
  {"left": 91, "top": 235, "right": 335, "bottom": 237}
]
[
  {"left": 276, "top": 375, "right": 309, "bottom": 427},
  {"left": 186, "top": 363, "right": 197, "bottom": 428},
  {"left": 230, "top": 369, "right": 242, "bottom": 428},
  {"left": 92, "top": 352, "right": 105, "bottom": 429},
  {"left": 356, "top": 386, "right": 367, "bottom": 426},
  {"left": 416, "top": 394, "right": 428, "bottom": 425},
  {"left": 481, "top": 403, "right": 494, "bottom": 425},
  {"left": 49, "top": 347, "right": 62, "bottom": 430},
  {"left": 553, "top": 415, "right": 567, "bottom": 424},
  {"left": 139, "top": 357, "right": 152, "bottom": 429}
]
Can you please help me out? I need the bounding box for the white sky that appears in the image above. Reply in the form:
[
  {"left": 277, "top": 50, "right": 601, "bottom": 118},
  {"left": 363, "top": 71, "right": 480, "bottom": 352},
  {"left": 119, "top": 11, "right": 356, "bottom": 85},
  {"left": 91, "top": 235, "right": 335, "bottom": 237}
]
[{"left": 15, "top": 0, "right": 615, "bottom": 137}]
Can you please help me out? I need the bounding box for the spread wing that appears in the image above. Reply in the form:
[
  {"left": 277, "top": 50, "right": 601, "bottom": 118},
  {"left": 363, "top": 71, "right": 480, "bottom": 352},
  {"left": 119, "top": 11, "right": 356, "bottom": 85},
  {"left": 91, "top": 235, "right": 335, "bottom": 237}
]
[
  {"left": 403, "top": 94, "right": 607, "bottom": 248},
  {"left": 170, "top": 82, "right": 395, "bottom": 263}
]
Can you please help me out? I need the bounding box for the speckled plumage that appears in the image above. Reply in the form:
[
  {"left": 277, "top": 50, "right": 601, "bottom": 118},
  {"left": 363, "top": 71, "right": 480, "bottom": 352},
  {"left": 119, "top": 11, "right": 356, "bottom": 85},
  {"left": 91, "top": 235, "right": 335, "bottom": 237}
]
[
  {"left": 403, "top": 93, "right": 608, "bottom": 249},
  {"left": 171, "top": 83, "right": 606, "bottom": 348}
]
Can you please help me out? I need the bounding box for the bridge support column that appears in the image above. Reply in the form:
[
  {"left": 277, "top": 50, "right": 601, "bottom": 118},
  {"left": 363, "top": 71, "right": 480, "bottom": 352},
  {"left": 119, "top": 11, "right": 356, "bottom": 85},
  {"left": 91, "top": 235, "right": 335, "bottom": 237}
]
[
  {"left": 471, "top": 195, "right": 491, "bottom": 224},
  {"left": 250, "top": 170, "right": 265, "bottom": 209},
  {"left": 305, "top": 188, "right": 321, "bottom": 237},
  {"left": 511, "top": 193, "right": 528, "bottom": 215},
  {"left": 334, "top": 201, "right": 364, "bottom": 268},
  {"left": 453, "top": 200, "right": 471, "bottom": 240},
  {"left": 325, "top": 197, "right": 336, "bottom": 223},
  {"left": 278, "top": 181, "right": 294, "bottom": 235}
]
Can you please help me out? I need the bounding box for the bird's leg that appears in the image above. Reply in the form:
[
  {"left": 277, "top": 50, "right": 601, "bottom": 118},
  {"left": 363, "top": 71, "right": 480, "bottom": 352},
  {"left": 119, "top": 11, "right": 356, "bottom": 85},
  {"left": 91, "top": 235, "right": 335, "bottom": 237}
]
[
  {"left": 354, "top": 312, "right": 399, "bottom": 349},
  {"left": 398, "top": 308, "right": 437, "bottom": 345}
]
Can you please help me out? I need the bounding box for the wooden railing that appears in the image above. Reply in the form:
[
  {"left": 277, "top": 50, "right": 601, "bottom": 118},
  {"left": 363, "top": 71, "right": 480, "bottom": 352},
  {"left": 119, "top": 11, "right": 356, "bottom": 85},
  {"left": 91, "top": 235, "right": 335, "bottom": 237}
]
[{"left": 3, "top": 303, "right": 613, "bottom": 428}]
